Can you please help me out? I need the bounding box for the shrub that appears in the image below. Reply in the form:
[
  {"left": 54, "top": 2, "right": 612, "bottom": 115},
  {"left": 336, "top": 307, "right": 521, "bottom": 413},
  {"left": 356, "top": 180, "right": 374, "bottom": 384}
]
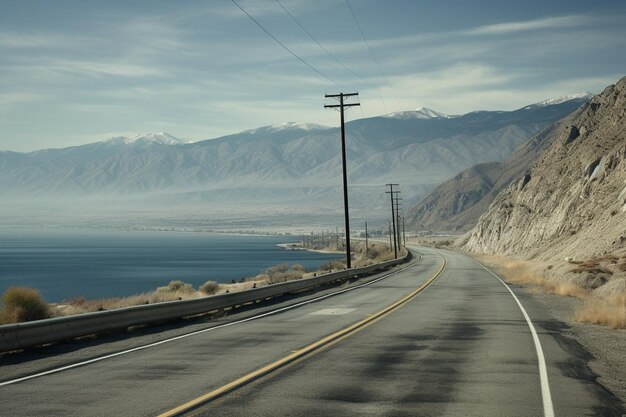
[
  {"left": 0, "top": 287, "right": 52, "bottom": 324},
  {"left": 266, "top": 271, "right": 304, "bottom": 284},
  {"left": 320, "top": 260, "right": 346, "bottom": 271},
  {"left": 200, "top": 280, "right": 219, "bottom": 295},
  {"left": 264, "top": 264, "right": 290, "bottom": 275},
  {"left": 156, "top": 280, "right": 194, "bottom": 294}
]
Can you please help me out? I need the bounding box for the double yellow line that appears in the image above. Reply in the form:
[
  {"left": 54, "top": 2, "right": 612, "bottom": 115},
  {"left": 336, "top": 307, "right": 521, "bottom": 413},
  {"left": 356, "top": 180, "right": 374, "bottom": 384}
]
[{"left": 158, "top": 255, "right": 446, "bottom": 417}]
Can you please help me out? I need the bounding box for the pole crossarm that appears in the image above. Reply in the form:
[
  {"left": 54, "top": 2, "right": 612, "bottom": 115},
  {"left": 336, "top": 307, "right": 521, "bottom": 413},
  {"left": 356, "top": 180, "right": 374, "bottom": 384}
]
[{"left": 325, "top": 92, "right": 359, "bottom": 98}]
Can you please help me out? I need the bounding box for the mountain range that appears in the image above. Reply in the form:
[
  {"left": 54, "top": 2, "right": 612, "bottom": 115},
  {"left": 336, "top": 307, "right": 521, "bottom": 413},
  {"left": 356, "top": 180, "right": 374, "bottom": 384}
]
[{"left": 0, "top": 95, "right": 592, "bottom": 227}]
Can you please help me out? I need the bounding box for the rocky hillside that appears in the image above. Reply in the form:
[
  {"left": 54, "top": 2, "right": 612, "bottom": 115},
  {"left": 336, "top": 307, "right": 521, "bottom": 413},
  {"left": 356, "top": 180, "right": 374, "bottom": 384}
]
[
  {"left": 462, "top": 76, "right": 626, "bottom": 263},
  {"left": 405, "top": 111, "right": 582, "bottom": 233}
]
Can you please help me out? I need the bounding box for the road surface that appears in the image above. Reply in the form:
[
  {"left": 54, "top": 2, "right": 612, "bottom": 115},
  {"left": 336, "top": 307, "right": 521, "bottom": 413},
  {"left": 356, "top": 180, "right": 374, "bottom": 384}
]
[{"left": 0, "top": 247, "right": 622, "bottom": 416}]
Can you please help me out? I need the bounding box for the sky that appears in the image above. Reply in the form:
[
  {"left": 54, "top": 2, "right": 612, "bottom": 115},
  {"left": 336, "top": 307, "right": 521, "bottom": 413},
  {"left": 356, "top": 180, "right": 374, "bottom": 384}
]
[{"left": 1, "top": 0, "right": 625, "bottom": 152}]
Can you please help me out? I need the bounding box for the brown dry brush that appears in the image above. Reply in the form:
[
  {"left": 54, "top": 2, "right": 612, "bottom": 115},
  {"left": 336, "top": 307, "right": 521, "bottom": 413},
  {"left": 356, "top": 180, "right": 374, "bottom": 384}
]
[
  {"left": 0, "top": 287, "right": 52, "bottom": 324},
  {"left": 199, "top": 280, "right": 220, "bottom": 295},
  {"left": 575, "top": 292, "right": 626, "bottom": 329},
  {"left": 479, "top": 254, "right": 626, "bottom": 329}
]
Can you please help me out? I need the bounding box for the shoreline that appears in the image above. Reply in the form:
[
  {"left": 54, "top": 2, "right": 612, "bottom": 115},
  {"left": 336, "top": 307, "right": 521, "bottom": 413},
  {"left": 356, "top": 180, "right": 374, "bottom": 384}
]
[
  {"left": 0, "top": 231, "right": 339, "bottom": 304},
  {"left": 276, "top": 242, "right": 344, "bottom": 255}
]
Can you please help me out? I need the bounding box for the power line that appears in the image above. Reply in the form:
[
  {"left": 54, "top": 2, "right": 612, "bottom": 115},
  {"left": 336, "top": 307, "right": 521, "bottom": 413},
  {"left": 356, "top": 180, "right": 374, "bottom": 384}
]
[
  {"left": 274, "top": 0, "right": 367, "bottom": 85},
  {"left": 345, "top": 0, "right": 401, "bottom": 112},
  {"left": 274, "top": 0, "right": 367, "bottom": 118},
  {"left": 231, "top": 0, "right": 345, "bottom": 89}
]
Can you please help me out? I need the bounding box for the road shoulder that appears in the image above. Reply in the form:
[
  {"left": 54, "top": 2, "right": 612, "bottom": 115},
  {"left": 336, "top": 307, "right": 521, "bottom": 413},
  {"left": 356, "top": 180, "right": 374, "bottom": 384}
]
[{"left": 465, "top": 250, "right": 626, "bottom": 408}]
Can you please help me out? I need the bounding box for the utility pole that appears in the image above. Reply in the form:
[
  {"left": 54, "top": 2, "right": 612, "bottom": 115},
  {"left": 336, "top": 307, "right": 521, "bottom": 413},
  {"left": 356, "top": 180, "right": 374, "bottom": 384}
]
[
  {"left": 388, "top": 221, "right": 392, "bottom": 249},
  {"left": 386, "top": 183, "right": 399, "bottom": 259},
  {"left": 402, "top": 217, "right": 406, "bottom": 247},
  {"left": 394, "top": 195, "right": 403, "bottom": 252},
  {"left": 365, "top": 221, "right": 369, "bottom": 258},
  {"left": 325, "top": 92, "right": 360, "bottom": 269}
]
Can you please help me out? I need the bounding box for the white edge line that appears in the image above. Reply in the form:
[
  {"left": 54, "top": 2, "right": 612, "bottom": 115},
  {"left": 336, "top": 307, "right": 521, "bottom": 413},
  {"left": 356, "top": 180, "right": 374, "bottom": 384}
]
[
  {"left": 474, "top": 260, "right": 555, "bottom": 417},
  {"left": 0, "top": 253, "right": 422, "bottom": 387}
]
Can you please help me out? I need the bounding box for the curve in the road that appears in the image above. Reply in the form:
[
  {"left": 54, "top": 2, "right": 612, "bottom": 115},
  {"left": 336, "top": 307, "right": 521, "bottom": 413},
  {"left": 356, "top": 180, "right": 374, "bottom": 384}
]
[{"left": 157, "top": 254, "right": 446, "bottom": 417}]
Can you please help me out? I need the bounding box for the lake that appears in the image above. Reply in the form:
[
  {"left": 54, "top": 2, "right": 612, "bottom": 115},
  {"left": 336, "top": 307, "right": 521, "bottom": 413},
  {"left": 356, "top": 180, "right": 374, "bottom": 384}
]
[{"left": 0, "top": 229, "right": 341, "bottom": 302}]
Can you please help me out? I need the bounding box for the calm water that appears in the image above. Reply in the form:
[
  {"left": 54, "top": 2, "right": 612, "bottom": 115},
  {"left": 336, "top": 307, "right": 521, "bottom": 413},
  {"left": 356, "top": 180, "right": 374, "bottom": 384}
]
[{"left": 0, "top": 229, "right": 340, "bottom": 302}]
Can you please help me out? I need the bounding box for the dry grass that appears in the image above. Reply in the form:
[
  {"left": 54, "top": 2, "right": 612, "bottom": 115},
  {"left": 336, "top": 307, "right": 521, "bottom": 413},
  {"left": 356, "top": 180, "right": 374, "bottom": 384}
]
[
  {"left": 477, "top": 255, "right": 589, "bottom": 299},
  {"left": 56, "top": 290, "right": 202, "bottom": 316},
  {"left": 476, "top": 253, "right": 626, "bottom": 329},
  {"left": 156, "top": 280, "right": 195, "bottom": 294},
  {"left": 575, "top": 292, "right": 626, "bottom": 329}
]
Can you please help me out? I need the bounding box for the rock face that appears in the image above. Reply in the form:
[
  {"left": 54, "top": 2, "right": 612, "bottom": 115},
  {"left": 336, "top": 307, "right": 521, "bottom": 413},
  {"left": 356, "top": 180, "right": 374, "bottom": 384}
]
[
  {"left": 462, "top": 77, "right": 626, "bottom": 261},
  {"left": 406, "top": 109, "right": 582, "bottom": 233}
]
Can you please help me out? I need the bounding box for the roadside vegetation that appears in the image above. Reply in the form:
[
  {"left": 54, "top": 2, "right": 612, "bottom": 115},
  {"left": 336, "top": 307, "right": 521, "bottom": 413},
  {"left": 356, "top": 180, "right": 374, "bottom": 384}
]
[
  {"left": 0, "top": 287, "right": 52, "bottom": 324},
  {"left": 0, "top": 240, "right": 402, "bottom": 323},
  {"left": 406, "top": 236, "right": 457, "bottom": 249},
  {"left": 476, "top": 254, "right": 626, "bottom": 329}
]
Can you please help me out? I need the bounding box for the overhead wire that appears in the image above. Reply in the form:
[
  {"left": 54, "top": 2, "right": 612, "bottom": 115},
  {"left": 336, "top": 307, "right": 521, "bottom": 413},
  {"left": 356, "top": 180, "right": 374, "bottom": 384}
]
[
  {"left": 230, "top": 0, "right": 348, "bottom": 90},
  {"left": 345, "top": 0, "right": 401, "bottom": 114},
  {"left": 274, "top": 0, "right": 367, "bottom": 84},
  {"left": 273, "top": 0, "right": 367, "bottom": 119}
]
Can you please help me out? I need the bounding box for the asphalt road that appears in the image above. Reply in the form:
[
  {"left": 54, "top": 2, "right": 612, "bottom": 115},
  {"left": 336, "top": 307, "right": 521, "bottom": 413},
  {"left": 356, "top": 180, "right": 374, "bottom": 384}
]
[{"left": 0, "top": 247, "right": 623, "bottom": 417}]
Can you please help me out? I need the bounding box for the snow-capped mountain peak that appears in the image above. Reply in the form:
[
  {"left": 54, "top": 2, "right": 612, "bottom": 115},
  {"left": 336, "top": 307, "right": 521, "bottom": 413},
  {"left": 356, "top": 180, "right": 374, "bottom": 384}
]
[
  {"left": 524, "top": 92, "right": 595, "bottom": 109},
  {"left": 385, "top": 107, "right": 451, "bottom": 120},
  {"left": 102, "top": 132, "right": 188, "bottom": 146},
  {"left": 243, "top": 122, "right": 331, "bottom": 135}
]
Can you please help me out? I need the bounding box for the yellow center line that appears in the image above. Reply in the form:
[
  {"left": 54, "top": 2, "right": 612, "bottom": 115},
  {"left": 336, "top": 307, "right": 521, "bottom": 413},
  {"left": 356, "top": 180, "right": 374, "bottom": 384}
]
[{"left": 157, "top": 255, "right": 446, "bottom": 417}]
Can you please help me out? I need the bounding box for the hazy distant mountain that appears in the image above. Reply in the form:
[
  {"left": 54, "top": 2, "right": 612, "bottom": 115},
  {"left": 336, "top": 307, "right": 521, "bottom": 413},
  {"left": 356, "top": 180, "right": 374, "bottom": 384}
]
[
  {"left": 0, "top": 96, "right": 590, "bottom": 225},
  {"left": 404, "top": 162, "right": 505, "bottom": 233}
]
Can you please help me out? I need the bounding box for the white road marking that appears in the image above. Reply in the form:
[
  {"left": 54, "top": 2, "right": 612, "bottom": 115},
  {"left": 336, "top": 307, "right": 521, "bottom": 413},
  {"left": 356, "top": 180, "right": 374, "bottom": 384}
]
[
  {"left": 309, "top": 307, "right": 356, "bottom": 316},
  {"left": 0, "top": 253, "right": 422, "bottom": 387},
  {"left": 474, "top": 260, "right": 555, "bottom": 417}
]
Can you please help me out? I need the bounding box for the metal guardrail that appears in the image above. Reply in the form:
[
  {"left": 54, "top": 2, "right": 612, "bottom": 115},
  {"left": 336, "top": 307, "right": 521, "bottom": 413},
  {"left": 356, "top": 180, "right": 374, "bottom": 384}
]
[{"left": 0, "top": 252, "right": 411, "bottom": 352}]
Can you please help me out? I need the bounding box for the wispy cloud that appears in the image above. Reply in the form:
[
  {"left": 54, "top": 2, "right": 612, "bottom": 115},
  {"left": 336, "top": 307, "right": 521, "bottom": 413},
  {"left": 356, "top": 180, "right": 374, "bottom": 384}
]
[
  {"left": 0, "top": 92, "right": 49, "bottom": 108},
  {"left": 50, "top": 59, "right": 167, "bottom": 78},
  {"left": 0, "top": 31, "right": 76, "bottom": 48},
  {"left": 468, "top": 15, "right": 589, "bottom": 35}
]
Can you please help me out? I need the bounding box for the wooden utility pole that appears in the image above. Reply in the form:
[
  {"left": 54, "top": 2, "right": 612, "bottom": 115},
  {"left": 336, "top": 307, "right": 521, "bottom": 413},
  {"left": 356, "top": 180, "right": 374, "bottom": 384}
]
[
  {"left": 394, "top": 195, "right": 402, "bottom": 252},
  {"left": 386, "top": 183, "right": 399, "bottom": 259},
  {"left": 402, "top": 217, "right": 406, "bottom": 247},
  {"left": 325, "top": 92, "right": 360, "bottom": 268},
  {"left": 365, "top": 221, "right": 369, "bottom": 258}
]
